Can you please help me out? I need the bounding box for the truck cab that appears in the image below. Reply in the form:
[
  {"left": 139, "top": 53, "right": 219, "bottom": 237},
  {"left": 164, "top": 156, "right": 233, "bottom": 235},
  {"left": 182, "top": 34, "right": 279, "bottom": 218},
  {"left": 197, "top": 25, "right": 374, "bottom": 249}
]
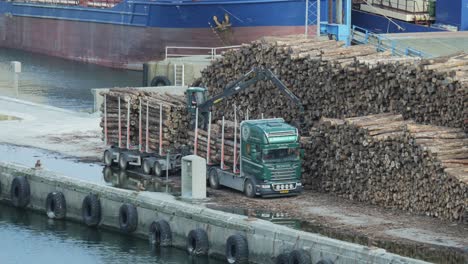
[
  {"left": 240, "top": 119, "right": 303, "bottom": 196},
  {"left": 186, "top": 87, "right": 207, "bottom": 114}
]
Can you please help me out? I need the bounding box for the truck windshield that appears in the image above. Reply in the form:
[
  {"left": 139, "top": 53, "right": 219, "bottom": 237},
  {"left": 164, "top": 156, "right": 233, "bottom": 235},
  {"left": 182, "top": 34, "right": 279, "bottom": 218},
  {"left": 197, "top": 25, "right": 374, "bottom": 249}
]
[{"left": 263, "top": 148, "right": 298, "bottom": 161}]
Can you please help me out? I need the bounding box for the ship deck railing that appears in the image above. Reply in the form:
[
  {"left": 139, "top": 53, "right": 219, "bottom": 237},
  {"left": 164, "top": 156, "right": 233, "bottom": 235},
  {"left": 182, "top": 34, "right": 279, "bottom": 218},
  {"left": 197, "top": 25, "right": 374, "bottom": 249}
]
[
  {"left": 8, "top": 0, "right": 122, "bottom": 8},
  {"left": 165, "top": 45, "right": 242, "bottom": 61},
  {"left": 351, "top": 25, "right": 431, "bottom": 58},
  {"left": 362, "top": 0, "right": 430, "bottom": 15}
]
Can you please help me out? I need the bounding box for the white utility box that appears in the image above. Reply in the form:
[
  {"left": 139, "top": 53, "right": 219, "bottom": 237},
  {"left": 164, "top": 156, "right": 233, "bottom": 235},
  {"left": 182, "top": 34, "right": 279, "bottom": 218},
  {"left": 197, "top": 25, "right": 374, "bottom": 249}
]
[
  {"left": 181, "top": 155, "right": 206, "bottom": 199},
  {"left": 11, "top": 61, "right": 21, "bottom": 73}
]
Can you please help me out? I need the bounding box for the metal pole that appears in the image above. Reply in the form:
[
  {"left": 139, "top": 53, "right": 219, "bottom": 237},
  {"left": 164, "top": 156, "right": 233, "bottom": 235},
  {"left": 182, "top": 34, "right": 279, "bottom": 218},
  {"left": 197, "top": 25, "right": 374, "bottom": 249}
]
[
  {"left": 246, "top": 109, "right": 249, "bottom": 120},
  {"left": 346, "top": 0, "right": 351, "bottom": 46},
  {"left": 138, "top": 99, "right": 142, "bottom": 152},
  {"left": 146, "top": 101, "right": 149, "bottom": 153},
  {"left": 317, "top": 0, "right": 321, "bottom": 37},
  {"left": 126, "top": 100, "right": 130, "bottom": 149},
  {"left": 159, "top": 103, "right": 163, "bottom": 155},
  {"left": 118, "top": 97, "right": 122, "bottom": 148},
  {"left": 221, "top": 116, "right": 225, "bottom": 170},
  {"left": 104, "top": 94, "right": 108, "bottom": 146},
  {"left": 194, "top": 107, "right": 199, "bottom": 156},
  {"left": 261, "top": 113, "right": 264, "bottom": 119},
  {"left": 166, "top": 150, "right": 170, "bottom": 182},
  {"left": 206, "top": 112, "right": 212, "bottom": 164},
  {"left": 233, "top": 104, "right": 238, "bottom": 174},
  {"left": 305, "top": 0, "right": 309, "bottom": 37}
]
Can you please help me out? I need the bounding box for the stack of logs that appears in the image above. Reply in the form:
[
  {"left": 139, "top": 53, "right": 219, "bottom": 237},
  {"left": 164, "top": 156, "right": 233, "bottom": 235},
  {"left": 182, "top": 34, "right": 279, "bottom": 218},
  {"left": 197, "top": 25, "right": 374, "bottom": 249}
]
[
  {"left": 199, "top": 36, "right": 468, "bottom": 134},
  {"left": 187, "top": 120, "right": 240, "bottom": 166},
  {"left": 100, "top": 88, "right": 189, "bottom": 152},
  {"left": 302, "top": 113, "right": 467, "bottom": 221}
]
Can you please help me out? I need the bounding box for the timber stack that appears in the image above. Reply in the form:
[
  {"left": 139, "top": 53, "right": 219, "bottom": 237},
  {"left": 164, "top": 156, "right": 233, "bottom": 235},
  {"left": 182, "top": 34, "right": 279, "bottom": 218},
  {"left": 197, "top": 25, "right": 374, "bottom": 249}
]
[
  {"left": 100, "top": 88, "right": 189, "bottom": 151},
  {"left": 200, "top": 36, "right": 468, "bottom": 133},
  {"left": 187, "top": 120, "right": 240, "bottom": 165},
  {"left": 302, "top": 113, "right": 467, "bottom": 222}
]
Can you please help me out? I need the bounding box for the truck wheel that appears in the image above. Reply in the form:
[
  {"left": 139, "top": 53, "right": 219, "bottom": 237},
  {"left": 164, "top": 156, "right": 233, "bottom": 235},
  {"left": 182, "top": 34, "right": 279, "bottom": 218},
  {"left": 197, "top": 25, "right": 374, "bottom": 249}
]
[
  {"left": 103, "top": 150, "right": 114, "bottom": 166},
  {"left": 153, "top": 161, "right": 162, "bottom": 177},
  {"left": 244, "top": 179, "right": 256, "bottom": 198},
  {"left": 119, "top": 153, "right": 128, "bottom": 170},
  {"left": 103, "top": 166, "right": 113, "bottom": 182},
  {"left": 143, "top": 159, "right": 152, "bottom": 175},
  {"left": 209, "top": 168, "right": 221, "bottom": 189}
]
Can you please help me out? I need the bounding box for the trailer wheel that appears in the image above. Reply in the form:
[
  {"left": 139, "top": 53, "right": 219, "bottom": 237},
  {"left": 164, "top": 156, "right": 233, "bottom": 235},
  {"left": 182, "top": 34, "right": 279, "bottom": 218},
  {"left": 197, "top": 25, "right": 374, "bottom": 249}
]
[
  {"left": 82, "top": 194, "right": 101, "bottom": 227},
  {"left": 119, "top": 203, "right": 138, "bottom": 233},
  {"left": 187, "top": 228, "right": 209, "bottom": 256},
  {"left": 275, "top": 253, "right": 289, "bottom": 264},
  {"left": 153, "top": 161, "right": 162, "bottom": 177},
  {"left": 209, "top": 168, "right": 221, "bottom": 189},
  {"left": 103, "top": 150, "right": 114, "bottom": 166},
  {"left": 143, "top": 159, "right": 152, "bottom": 175},
  {"left": 289, "top": 249, "right": 311, "bottom": 264},
  {"left": 46, "top": 192, "right": 67, "bottom": 220},
  {"left": 119, "top": 153, "right": 128, "bottom": 170},
  {"left": 10, "top": 176, "right": 30, "bottom": 208},
  {"left": 225, "top": 234, "right": 249, "bottom": 264},
  {"left": 244, "top": 179, "right": 256, "bottom": 198}
]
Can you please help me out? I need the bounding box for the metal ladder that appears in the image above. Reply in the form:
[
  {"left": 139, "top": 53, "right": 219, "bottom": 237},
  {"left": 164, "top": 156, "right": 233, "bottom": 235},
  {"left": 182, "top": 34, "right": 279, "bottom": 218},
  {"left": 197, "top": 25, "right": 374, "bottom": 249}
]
[{"left": 173, "top": 64, "right": 185, "bottom": 86}]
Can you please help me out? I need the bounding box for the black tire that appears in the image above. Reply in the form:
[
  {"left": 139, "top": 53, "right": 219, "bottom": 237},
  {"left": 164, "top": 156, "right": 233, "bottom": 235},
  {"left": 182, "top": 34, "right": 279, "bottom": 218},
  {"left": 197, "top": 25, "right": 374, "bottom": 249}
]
[
  {"left": 187, "top": 228, "right": 209, "bottom": 256},
  {"left": 143, "top": 159, "right": 152, "bottom": 175},
  {"left": 316, "top": 258, "right": 334, "bottom": 264},
  {"left": 226, "top": 234, "right": 249, "bottom": 264},
  {"left": 119, "top": 153, "right": 128, "bottom": 170},
  {"left": 275, "top": 253, "right": 289, "bottom": 264},
  {"left": 209, "top": 168, "right": 221, "bottom": 189},
  {"left": 46, "top": 192, "right": 67, "bottom": 220},
  {"left": 10, "top": 176, "right": 30, "bottom": 208},
  {"left": 82, "top": 194, "right": 101, "bottom": 227},
  {"left": 244, "top": 179, "right": 256, "bottom": 198},
  {"left": 153, "top": 161, "right": 162, "bottom": 177},
  {"left": 103, "top": 150, "right": 114, "bottom": 166},
  {"left": 289, "top": 249, "right": 311, "bottom": 264},
  {"left": 119, "top": 203, "right": 138, "bottom": 233},
  {"left": 151, "top": 76, "right": 171, "bottom": 87},
  {"left": 149, "top": 220, "right": 172, "bottom": 247}
]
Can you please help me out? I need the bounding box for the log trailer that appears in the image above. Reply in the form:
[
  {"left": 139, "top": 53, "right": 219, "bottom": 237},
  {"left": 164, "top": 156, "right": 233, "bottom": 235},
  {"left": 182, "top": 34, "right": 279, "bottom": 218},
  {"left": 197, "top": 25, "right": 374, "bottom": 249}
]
[{"left": 103, "top": 67, "right": 304, "bottom": 197}]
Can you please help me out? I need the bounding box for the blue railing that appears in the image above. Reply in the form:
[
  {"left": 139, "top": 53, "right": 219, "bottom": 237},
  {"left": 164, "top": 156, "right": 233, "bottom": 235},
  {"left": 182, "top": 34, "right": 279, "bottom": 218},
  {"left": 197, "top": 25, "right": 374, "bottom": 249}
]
[{"left": 351, "top": 25, "right": 431, "bottom": 58}]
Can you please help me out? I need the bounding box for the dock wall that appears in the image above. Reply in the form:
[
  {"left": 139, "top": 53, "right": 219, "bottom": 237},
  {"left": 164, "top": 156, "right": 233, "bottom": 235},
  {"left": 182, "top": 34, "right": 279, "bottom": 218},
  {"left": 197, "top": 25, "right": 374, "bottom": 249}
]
[{"left": 0, "top": 162, "right": 428, "bottom": 264}]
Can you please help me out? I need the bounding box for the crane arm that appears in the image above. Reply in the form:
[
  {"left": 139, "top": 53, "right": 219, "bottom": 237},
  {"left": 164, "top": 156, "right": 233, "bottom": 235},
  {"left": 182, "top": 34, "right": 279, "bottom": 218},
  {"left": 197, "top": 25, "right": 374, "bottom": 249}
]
[{"left": 198, "top": 67, "right": 304, "bottom": 114}]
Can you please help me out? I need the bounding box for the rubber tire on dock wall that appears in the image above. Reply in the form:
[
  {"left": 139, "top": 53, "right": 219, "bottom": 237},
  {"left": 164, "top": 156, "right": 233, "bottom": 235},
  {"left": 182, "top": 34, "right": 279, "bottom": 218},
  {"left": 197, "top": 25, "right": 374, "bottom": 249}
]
[
  {"left": 151, "top": 76, "right": 171, "bottom": 87},
  {"left": 46, "top": 192, "right": 67, "bottom": 220},
  {"left": 187, "top": 228, "right": 209, "bottom": 256},
  {"left": 82, "top": 194, "right": 101, "bottom": 227},
  {"left": 10, "top": 176, "right": 30, "bottom": 208},
  {"left": 149, "top": 220, "right": 172, "bottom": 247},
  {"left": 209, "top": 168, "right": 221, "bottom": 189},
  {"left": 225, "top": 234, "right": 249, "bottom": 264},
  {"left": 316, "top": 258, "right": 334, "bottom": 264},
  {"left": 119, "top": 203, "right": 138, "bottom": 233},
  {"left": 289, "top": 249, "right": 312, "bottom": 264},
  {"left": 275, "top": 253, "right": 289, "bottom": 264}
]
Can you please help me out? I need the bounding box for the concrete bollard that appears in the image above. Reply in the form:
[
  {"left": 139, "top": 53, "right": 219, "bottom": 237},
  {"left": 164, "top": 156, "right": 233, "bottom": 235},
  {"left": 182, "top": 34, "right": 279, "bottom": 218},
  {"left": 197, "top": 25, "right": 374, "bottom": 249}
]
[{"left": 181, "top": 155, "right": 206, "bottom": 199}]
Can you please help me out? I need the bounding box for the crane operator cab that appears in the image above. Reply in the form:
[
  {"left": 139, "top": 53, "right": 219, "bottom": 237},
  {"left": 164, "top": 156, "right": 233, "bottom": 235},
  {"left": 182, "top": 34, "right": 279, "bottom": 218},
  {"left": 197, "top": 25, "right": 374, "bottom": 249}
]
[{"left": 186, "top": 87, "right": 207, "bottom": 114}]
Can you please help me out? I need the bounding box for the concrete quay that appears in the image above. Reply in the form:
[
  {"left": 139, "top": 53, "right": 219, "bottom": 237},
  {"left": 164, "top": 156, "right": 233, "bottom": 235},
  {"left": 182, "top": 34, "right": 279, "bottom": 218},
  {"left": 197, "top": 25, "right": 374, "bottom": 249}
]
[{"left": 0, "top": 161, "right": 428, "bottom": 264}]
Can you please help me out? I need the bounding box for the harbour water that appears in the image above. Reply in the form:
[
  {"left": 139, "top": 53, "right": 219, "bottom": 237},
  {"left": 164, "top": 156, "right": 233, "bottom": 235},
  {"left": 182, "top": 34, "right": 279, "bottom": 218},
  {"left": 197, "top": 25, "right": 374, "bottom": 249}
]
[{"left": 0, "top": 48, "right": 141, "bottom": 111}]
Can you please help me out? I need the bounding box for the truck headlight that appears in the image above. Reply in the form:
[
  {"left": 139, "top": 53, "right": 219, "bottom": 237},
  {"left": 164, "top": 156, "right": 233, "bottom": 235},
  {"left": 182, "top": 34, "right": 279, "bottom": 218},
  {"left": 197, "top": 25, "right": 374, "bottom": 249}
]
[
  {"left": 280, "top": 184, "right": 285, "bottom": 189},
  {"left": 261, "top": 184, "right": 270, "bottom": 189},
  {"left": 296, "top": 182, "right": 302, "bottom": 186}
]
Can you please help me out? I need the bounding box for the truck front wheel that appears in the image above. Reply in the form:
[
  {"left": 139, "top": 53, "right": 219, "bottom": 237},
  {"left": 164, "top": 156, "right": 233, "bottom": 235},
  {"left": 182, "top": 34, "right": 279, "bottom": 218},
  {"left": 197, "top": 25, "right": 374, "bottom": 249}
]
[{"left": 244, "top": 179, "right": 256, "bottom": 198}]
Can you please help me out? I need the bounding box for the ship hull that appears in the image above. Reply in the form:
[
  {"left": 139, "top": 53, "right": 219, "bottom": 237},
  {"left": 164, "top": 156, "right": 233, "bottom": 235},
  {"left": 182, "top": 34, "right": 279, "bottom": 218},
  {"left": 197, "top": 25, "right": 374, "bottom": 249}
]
[{"left": 0, "top": 0, "right": 322, "bottom": 69}]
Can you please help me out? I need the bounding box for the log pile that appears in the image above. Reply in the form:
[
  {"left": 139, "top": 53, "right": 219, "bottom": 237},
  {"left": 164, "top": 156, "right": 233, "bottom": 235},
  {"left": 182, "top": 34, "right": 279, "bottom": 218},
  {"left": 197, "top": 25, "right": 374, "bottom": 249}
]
[
  {"left": 100, "top": 88, "right": 189, "bottom": 152},
  {"left": 302, "top": 113, "right": 468, "bottom": 221},
  {"left": 186, "top": 120, "right": 240, "bottom": 166},
  {"left": 199, "top": 36, "right": 468, "bottom": 134}
]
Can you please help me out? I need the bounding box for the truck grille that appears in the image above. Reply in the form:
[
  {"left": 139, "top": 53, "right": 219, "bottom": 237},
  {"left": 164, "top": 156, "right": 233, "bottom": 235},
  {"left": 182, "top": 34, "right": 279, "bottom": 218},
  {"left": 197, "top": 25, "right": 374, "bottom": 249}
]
[{"left": 268, "top": 167, "right": 297, "bottom": 182}]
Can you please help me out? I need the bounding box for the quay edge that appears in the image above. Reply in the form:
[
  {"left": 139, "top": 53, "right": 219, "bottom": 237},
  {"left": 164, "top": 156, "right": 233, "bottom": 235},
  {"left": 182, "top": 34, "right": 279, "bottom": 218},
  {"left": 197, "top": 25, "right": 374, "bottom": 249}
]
[{"left": 0, "top": 161, "right": 429, "bottom": 264}]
